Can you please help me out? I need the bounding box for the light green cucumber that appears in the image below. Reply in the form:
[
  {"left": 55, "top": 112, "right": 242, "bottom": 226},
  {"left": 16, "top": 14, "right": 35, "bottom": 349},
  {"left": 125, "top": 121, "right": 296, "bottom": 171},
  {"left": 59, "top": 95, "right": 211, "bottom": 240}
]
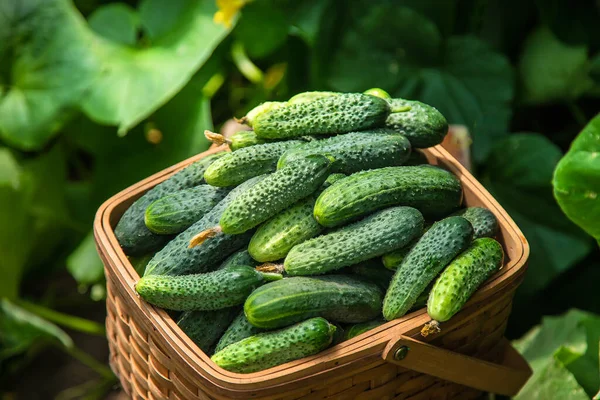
[
  {"left": 385, "top": 99, "right": 448, "bottom": 148},
  {"left": 177, "top": 307, "right": 238, "bottom": 354},
  {"left": 288, "top": 91, "right": 340, "bottom": 104},
  {"left": 241, "top": 101, "right": 286, "bottom": 127},
  {"left": 214, "top": 311, "right": 266, "bottom": 353},
  {"left": 363, "top": 88, "right": 391, "bottom": 100},
  {"left": 345, "top": 319, "right": 385, "bottom": 340},
  {"left": 383, "top": 216, "right": 473, "bottom": 321},
  {"left": 211, "top": 317, "right": 335, "bottom": 373},
  {"left": 451, "top": 207, "right": 499, "bottom": 239}
]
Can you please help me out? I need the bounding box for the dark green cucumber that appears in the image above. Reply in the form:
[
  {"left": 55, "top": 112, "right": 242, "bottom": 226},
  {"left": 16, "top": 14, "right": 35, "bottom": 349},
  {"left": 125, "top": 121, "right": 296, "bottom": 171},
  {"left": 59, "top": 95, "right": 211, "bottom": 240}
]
[
  {"left": 346, "top": 259, "right": 395, "bottom": 290},
  {"left": 128, "top": 253, "right": 155, "bottom": 276},
  {"left": 345, "top": 319, "right": 385, "bottom": 340},
  {"left": 277, "top": 131, "right": 411, "bottom": 174},
  {"left": 253, "top": 93, "right": 391, "bottom": 139},
  {"left": 383, "top": 216, "right": 473, "bottom": 321},
  {"left": 284, "top": 206, "right": 424, "bottom": 276},
  {"left": 144, "top": 176, "right": 265, "bottom": 277},
  {"left": 136, "top": 265, "right": 281, "bottom": 311},
  {"left": 211, "top": 317, "right": 335, "bottom": 373},
  {"left": 214, "top": 311, "right": 266, "bottom": 353},
  {"left": 382, "top": 225, "right": 431, "bottom": 270},
  {"left": 115, "top": 153, "right": 225, "bottom": 256},
  {"left": 144, "top": 185, "right": 229, "bottom": 235},
  {"left": 385, "top": 99, "right": 448, "bottom": 148},
  {"left": 314, "top": 165, "right": 462, "bottom": 227},
  {"left": 177, "top": 307, "right": 238, "bottom": 354},
  {"left": 217, "top": 249, "right": 258, "bottom": 270},
  {"left": 451, "top": 207, "right": 499, "bottom": 239},
  {"left": 220, "top": 155, "right": 334, "bottom": 234},
  {"left": 204, "top": 140, "right": 304, "bottom": 187},
  {"left": 244, "top": 275, "right": 383, "bottom": 329},
  {"left": 404, "top": 150, "right": 429, "bottom": 166}
]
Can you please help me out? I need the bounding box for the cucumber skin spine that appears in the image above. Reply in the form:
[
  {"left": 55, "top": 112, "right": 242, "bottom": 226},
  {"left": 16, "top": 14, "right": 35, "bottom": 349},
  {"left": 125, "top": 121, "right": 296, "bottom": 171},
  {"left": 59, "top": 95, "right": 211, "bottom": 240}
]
[
  {"left": 211, "top": 317, "right": 335, "bottom": 373},
  {"left": 177, "top": 307, "right": 238, "bottom": 355},
  {"left": 451, "top": 207, "right": 499, "bottom": 239},
  {"left": 214, "top": 311, "right": 265, "bottom": 353},
  {"left": 244, "top": 275, "right": 383, "bottom": 329},
  {"left": 427, "top": 238, "right": 504, "bottom": 322},
  {"left": 385, "top": 99, "right": 448, "bottom": 149},
  {"left": 253, "top": 93, "right": 391, "bottom": 139},
  {"left": 284, "top": 206, "right": 424, "bottom": 276},
  {"left": 383, "top": 216, "right": 474, "bottom": 321}
]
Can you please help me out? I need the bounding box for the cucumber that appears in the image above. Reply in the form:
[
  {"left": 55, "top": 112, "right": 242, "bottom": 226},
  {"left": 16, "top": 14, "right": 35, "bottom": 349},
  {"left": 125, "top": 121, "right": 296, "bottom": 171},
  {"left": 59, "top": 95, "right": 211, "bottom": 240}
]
[
  {"left": 288, "top": 91, "right": 340, "bottom": 104},
  {"left": 277, "top": 131, "right": 411, "bottom": 174},
  {"left": 385, "top": 99, "right": 448, "bottom": 148},
  {"left": 314, "top": 165, "right": 462, "bottom": 227},
  {"left": 363, "top": 88, "right": 391, "bottom": 100},
  {"left": 422, "top": 238, "right": 503, "bottom": 336},
  {"left": 253, "top": 93, "right": 391, "bottom": 139},
  {"left": 218, "top": 249, "right": 258, "bottom": 270},
  {"left": 128, "top": 253, "right": 155, "bottom": 276},
  {"left": 115, "top": 153, "right": 225, "bottom": 256},
  {"left": 345, "top": 319, "right": 385, "bottom": 340},
  {"left": 284, "top": 206, "right": 424, "bottom": 276},
  {"left": 211, "top": 317, "right": 335, "bottom": 373},
  {"left": 383, "top": 216, "right": 473, "bottom": 321},
  {"left": 240, "top": 101, "right": 286, "bottom": 127},
  {"left": 244, "top": 275, "right": 383, "bottom": 329},
  {"left": 404, "top": 150, "right": 429, "bottom": 166},
  {"left": 451, "top": 207, "right": 499, "bottom": 239},
  {"left": 346, "top": 259, "right": 395, "bottom": 290},
  {"left": 204, "top": 140, "right": 304, "bottom": 187},
  {"left": 214, "top": 311, "right": 266, "bottom": 353},
  {"left": 177, "top": 307, "right": 238, "bottom": 354},
  {"left": 204, "top": 130, "right": 268, "bottom": 151},
  {"left": 382, "top": 225, "right": 431, "bottom": 270},
  {"left": 143, "top": 176, "right": 266, "bottom": 277},
  {"left": 144, "top": 185, "right": 229, "bottom": 235},
  {"left": 136, "top": 265, "right": 281, "bottom": 311}
]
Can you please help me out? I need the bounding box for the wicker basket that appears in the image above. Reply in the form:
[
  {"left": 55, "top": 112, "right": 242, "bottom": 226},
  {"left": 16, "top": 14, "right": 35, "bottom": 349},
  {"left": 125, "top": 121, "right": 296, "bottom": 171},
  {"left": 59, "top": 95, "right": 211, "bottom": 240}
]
[{"left": 95, "top": 145, "right": 532, "bottom": 400}]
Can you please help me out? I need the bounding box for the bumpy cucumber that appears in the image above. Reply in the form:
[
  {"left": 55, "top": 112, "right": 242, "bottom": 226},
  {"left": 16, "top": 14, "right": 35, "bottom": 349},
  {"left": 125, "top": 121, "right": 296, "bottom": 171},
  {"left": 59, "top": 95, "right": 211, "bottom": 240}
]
[
  {"left": 211, "top": 317, "right": 335, "bottom": 373},
  {"left": 115, "top": 153, "right": 225, "bottom": 256},
  {"left": 244, "top": 275, "right": 383, "bottom": 329},
  {"left": 177, "top": 307, "right": 238, "bottom": 354},
  {"left": 242, "top": 101, "right": 285, "bottom": 127},
  {"left": 385, "top": 99, "right": 448, "bottom": 148},
  {"left": 404, "top": 150, "right": 429, "bottom": 166},
  {"left": 288, "top": 91, "right": 340, "bottom": 104},
  {"left": 315, "top": 165, "right": 462, "bottom": 227},
  {"left": 345, "top": 319, "right": 385, "bottom": 340},
  {"left": 144, "top": 185, "right": 229, "bottom": 235},
  {"left": 219, "top": 155, "right": 334, "bottom": 234},
  {"left": 423, "top": 238, "right": 503, "bottom": 336},
  {"left": 346, "top": 259, "right": 395, "bottom": 290},
  {"left": 217, "top": 249, "right": 258, "bottom": 270},
  {"left": 214, "top": 311, "right": 265, "bottom": 353},
  {"left": 284, "top": 206, "right": 424, "bottom": 276},
  {"left": 253, "top": 93, "right": 391, "bottom": 139},
  {"left": 383, "top": 216, "right": 473, "bottom": 320},
  {"left": 277, "top": 131, "right": 411, "bottom": 174},
  {"left": 452, "top": 207, "right": 499, "bottom": 239},
  {"left": 136, "top": 266, "right": 280, "bottom": 311},
  {"left": 382, "top": 225, "right": 431, "bottom": 270},
  {"left": 144, "top": 176, "right": 265, "bottom": 277},
  {"left": 204, "top": 140, "right": 303, "bottom": 187}
]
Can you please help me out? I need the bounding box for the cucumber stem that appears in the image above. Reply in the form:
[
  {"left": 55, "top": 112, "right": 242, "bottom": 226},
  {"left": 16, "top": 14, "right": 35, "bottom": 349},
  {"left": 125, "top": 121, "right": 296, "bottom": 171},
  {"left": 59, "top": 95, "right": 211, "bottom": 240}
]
[
  {"left": 235, "top": 116, "right": 249, "bottom": 125},
  {"left": 204, "top": 130, "right": 231, "bottom": 146},
  {"left": 188, "top": 226, "right": 223, "bottom": 248},
  {"left": 420, "top": 320, "right": 441, "bottom": 337},
  {"left": 256, "top": 263, "right": 285, "bottom": 274},
  {"left": 260, "top": 272, "right": 284, "bottom": 282}
]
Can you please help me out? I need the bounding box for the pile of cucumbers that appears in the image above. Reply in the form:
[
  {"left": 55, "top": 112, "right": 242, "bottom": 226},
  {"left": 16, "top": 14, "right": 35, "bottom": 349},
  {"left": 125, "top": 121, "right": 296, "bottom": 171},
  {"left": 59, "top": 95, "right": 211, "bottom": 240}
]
[{"left": 115, "top": 89, "right": 504, "bottom": 374}]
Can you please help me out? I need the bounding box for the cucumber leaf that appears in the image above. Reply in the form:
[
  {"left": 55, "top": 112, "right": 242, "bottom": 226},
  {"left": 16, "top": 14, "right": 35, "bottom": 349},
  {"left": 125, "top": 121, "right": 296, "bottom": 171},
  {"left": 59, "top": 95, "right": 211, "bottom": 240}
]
[
  {"left": 233, "top": 1, "right": 289, "bottom": 58},
  {"left": 88, "top": 3, "right": 140, "bottom": 46}
]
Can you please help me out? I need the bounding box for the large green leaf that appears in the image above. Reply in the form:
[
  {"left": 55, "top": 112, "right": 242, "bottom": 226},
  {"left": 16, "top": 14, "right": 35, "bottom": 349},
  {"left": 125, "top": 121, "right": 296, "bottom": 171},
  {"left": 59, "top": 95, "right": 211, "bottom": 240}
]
[
  {"left": 88, "top": 3, "right": 139, "bottom": 46},
  {"left": 234, "top": 1, "right": 288, "bottom": 58}
]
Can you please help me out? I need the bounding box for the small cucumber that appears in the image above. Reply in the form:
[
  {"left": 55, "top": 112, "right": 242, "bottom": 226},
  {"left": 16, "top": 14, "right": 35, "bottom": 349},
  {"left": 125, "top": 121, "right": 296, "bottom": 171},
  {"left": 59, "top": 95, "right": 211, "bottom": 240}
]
[
  {"left": 422, "top": 238, "right": 503, "bottom": 336},
  {"left": 288, "top": 91, "right": 340, "bottom": 104},
  {"left": 240, "top": 101, "right": 286, "bottom": 127},
  {"left": 204, "top": 140, "right": 304, "bottom": 187},
  {"left": 253, "top": 93, "right": 391, "bottom": 139},
  {"left": 177, "top": 307, "right": 238, "bottom": 354},
  {"left": 385, "top": 99, "right": 448, "bottom": 148},
  {"left": 277, "top": 131, "right": 411, "bottom": 174},
  {"left": 451, "top": 207, "right": 499, "bottom": 239},
  {"left": 244, "top": 275, "right": 383, "bottom": 329},
  {"left": 217, "top": 249, "right": 258, "bottom": 270},
  {"left": 214, "top": 311, "right": 266, "bottom": 353},
  {"left": 284, "top": 206, "right": 424, "bottom": 276},
  {"left": 346, "top": 259, "right": 395, "bottom": 290},
  {"left": 211, "top": 317, "right": 335, "bottom": 373},
  {"left": 136, "top": 265, "right": 281, "bottom": 311},
  {"left": 383, "top": 216, "right": 473, "bottom": 321},
  {"left": 345, "top": 319, "right": 385, "bottom": 340},
  {"left": 204, "top": 130, "right": 268, "bottom": 151},
  {"left": 363, "top": 88, "right": 391, "bottom": 100},
  {"left": 315, "top": 165, "right": 462, "bottom": 227},
  {"left": 144, "top": 185, "right": 229, "bottom": 235},
  {"left": 115, "top": 152, "right": 225, "bottom": 256}
]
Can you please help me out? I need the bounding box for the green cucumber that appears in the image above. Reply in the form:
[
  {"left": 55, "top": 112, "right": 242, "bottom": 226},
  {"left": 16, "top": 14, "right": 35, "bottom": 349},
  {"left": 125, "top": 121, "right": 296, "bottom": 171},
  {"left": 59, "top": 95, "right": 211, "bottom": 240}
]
[
  {"left": 385, "top": 99, "right": 448, "bottom": 148},
  {"left": 288, "top": 91, "right": 340, "bottom": 104},
  {"left": 382, "top": 225, "right": 431, "bottom": 270},
  {"left": 383, "top": 216, "right": 473, "bottom": 321},
  {"left": 363, "top": 88, "right": 391, "bottom": 100},
  {"left": 177, "top": 307, "right": 238, "bottom": 354},
  {"left": 211, "top": 317, "right": 335, "bottom": 373},
  {"left": 422, "top": 238, "right": 503, "bottom": 336},
  {"left": 404, "top": 150, "right": 429, "bottom": 166},
  {"left": 284, "top": 206, "right": 424, "bottom": 276},
  {"left": 219, "top": 155, "right": 334, "bottom": 234},
  {"left": 345, "top": 319, "right": 385, "bottom": 340},
  {"left": 214, "top": 311, "right": 266, "bottom": 353},
  {"left": 451, "top": 207, "right": 499, "bottom": 239},
  {"left": 253, "top": 93, "right": 391, "bottom": 139},
  {"left": 218, "top": 249, "right": 258, "bottom": 270},
  {"left": 136, "top": 265, "right": 281, "bottom": 311},
  {"left": 277, "top": 131, "right": 411, "bottom": 174},
  {"left": 204, "top": 130, "right": 268, "bottom": 151},
  {"left": 346, "top": 259, "right": 395, "bottom": 290},
  {"left": 315, "top": 165, "right": 462, "bottom": 227},
  {"left": 241, "top": 101, "right": 286, "bottom": 127},
  {"left": 115, "top": 153, "right": 225, "bottom": 256},
  {"left": 144, "top": 176, "right": 265, "bottom": 277},
  {"left": 128, "top": 253, "right": 155, "bottom": 276},
  {"left": 144, "top": 185, "right": 229, "bottom": 235},
  {"left": 244, "top": 275, "right": 383, "bottom": 329},
  {"left": 204, "top": 140, "right": 304, "bottom": 187}
]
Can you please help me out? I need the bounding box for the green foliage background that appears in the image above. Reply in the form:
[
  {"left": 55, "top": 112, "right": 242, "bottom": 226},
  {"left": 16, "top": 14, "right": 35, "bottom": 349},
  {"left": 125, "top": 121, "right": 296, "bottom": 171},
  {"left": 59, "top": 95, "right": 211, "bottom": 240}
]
[{"left": 0, "top": 0, "right": 599, "bottom": 398}]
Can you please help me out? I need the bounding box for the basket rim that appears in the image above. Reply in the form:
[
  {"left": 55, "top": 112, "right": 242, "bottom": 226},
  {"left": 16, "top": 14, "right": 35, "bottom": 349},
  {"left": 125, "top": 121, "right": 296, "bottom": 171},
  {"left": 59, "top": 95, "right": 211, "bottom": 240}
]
[{"left": 94, "top": 144, "right": 530, "bottom": 393}]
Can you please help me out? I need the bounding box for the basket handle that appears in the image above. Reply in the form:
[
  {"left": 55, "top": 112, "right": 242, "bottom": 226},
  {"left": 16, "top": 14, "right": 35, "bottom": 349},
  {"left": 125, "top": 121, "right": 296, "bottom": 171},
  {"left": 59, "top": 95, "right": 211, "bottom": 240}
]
[{"left": 382, "top": 335, "right": 532, "bottom": 396}]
